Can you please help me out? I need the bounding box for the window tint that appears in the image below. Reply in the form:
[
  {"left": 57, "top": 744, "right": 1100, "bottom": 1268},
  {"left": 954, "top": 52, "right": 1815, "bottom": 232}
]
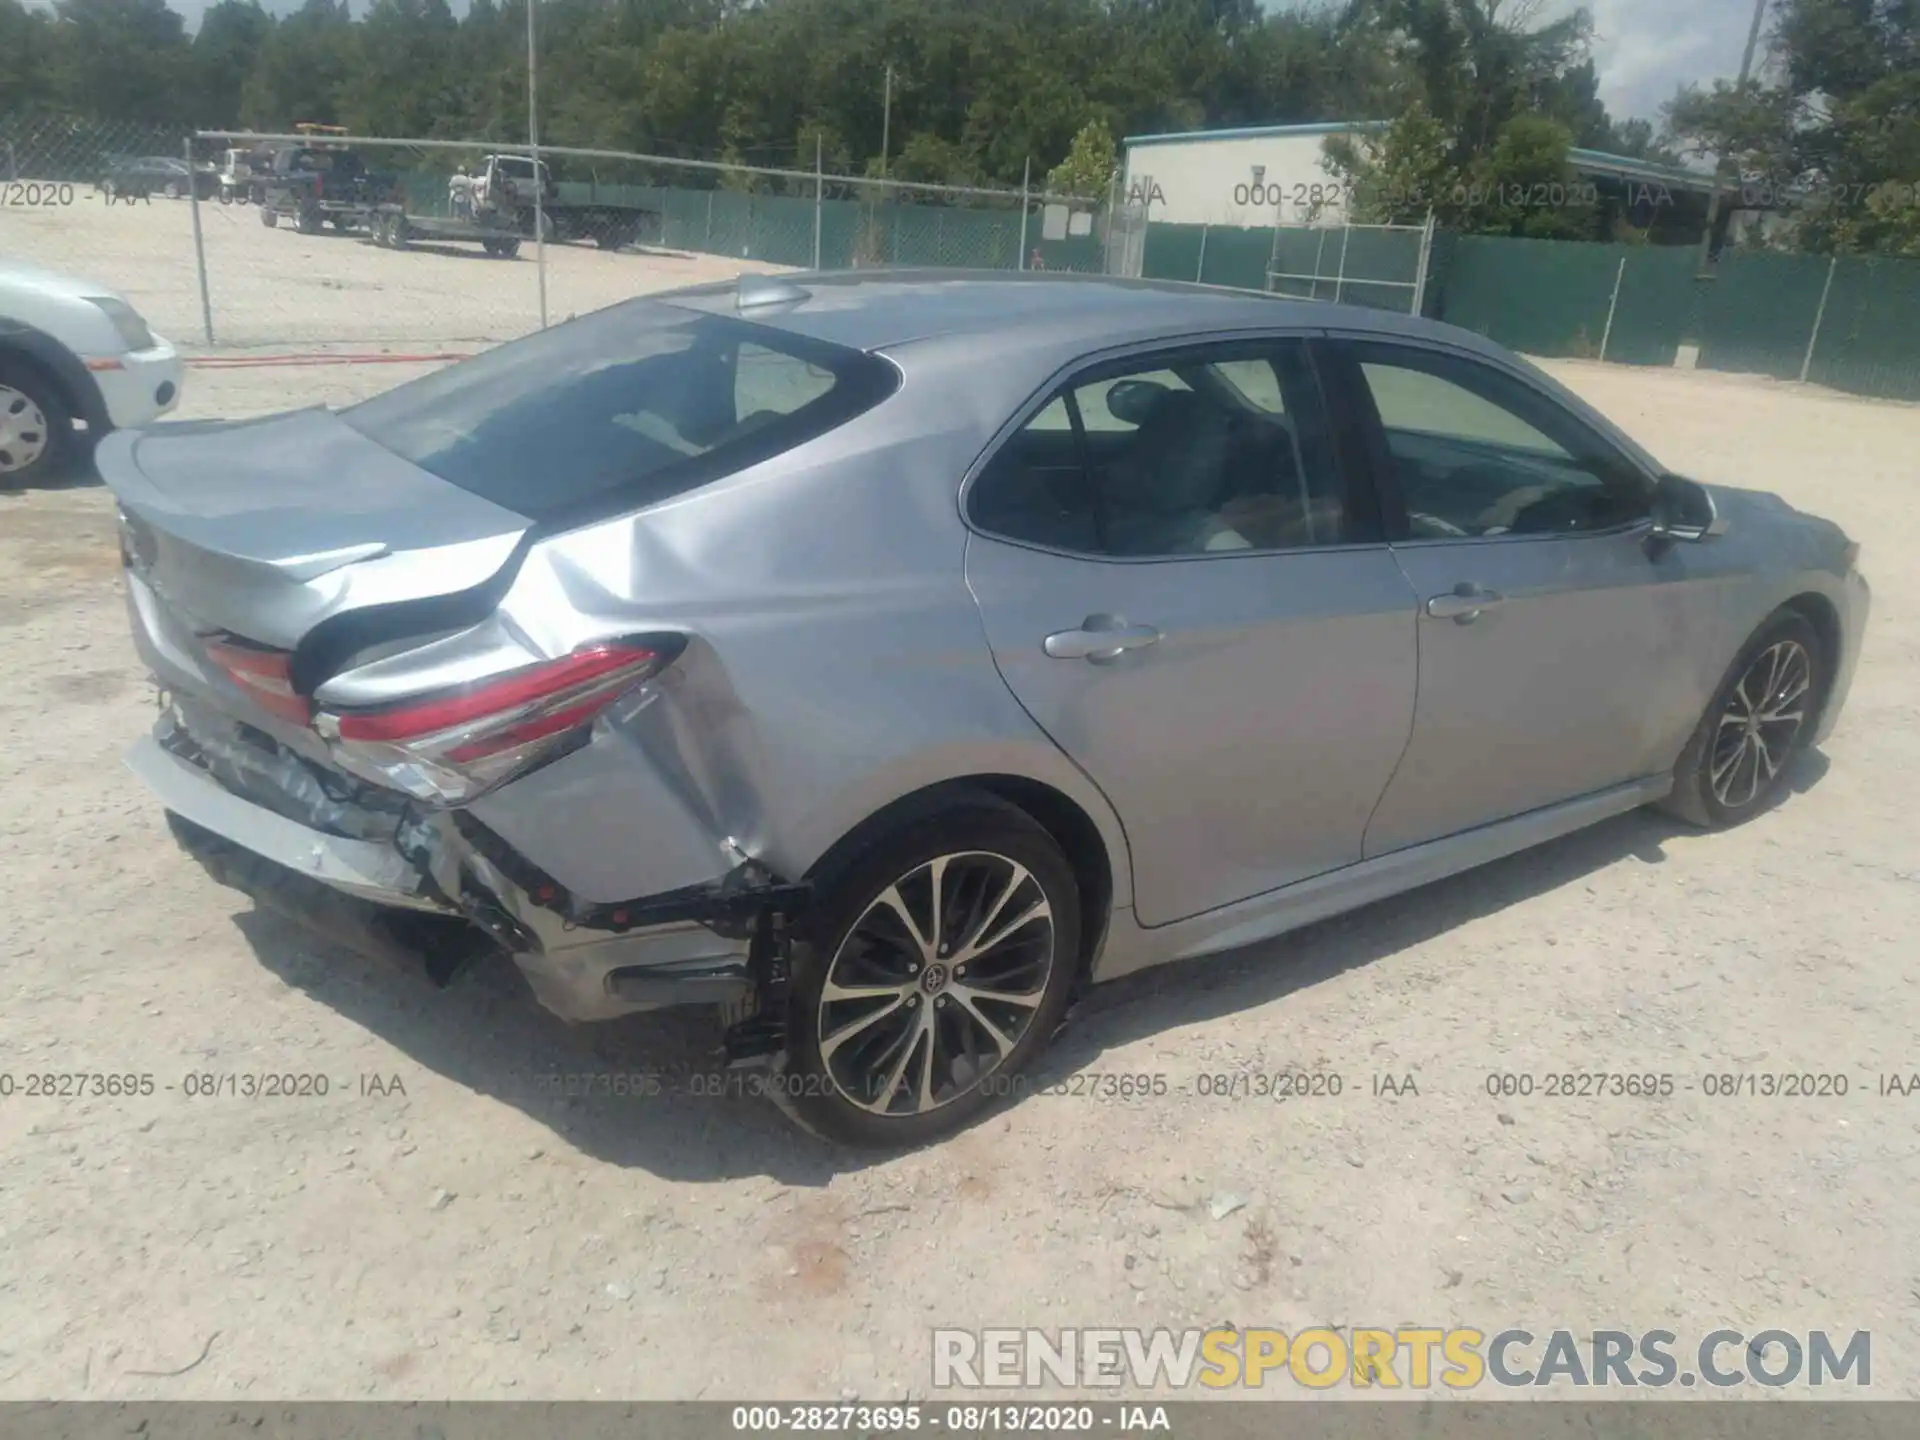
[
  {"left": 737, "top": 342, "right": 837, "bottom": 423},
  {"left": 1207, "top": 358, "right": 1287, "bottom": 414},
  {"left": 970, "top": 341, "right": 1350, "bottom": 557},
  {"left": 1350, "top": 345, "right": 1650, "bottom": 539},
  {"left": 342, "top": 303, "right": 897, "bottom": 525},
  {"left": 1074, "top": 369, "right": 1192, "bottom": 432}
]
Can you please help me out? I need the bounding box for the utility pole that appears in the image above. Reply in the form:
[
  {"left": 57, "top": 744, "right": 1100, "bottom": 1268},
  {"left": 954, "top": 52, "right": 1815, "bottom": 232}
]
[
  {"left": 1736, "top": 0, "right": 1768, "bottom": 88},
  {"left": 879, "top": 64, "right": 893, "bottom": 181},
  {"left": 527, "top": 0, "right": 547, "bottom": 327},
  {"left": 1697, "top": 0, "right": 1770, "bottom": 273}
]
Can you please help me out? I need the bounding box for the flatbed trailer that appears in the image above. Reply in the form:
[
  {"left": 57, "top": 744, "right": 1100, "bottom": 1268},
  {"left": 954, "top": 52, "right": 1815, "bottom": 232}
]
[
  {"left": 366, "top": 205, "right": 525, "bottom": 257},
  {"left": 519, "top": 202, "right": 655, "bottom": 249}
]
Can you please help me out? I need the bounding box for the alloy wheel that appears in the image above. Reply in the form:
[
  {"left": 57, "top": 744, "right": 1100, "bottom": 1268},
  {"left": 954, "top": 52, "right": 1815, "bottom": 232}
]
[
  {"left": 1710, "top": 639, "right": 1812, "bottom": 809},
  {"left": 817, "top": 851, "right": 1056, "bottom": 1117},
  {"left": 0, "top": 384, "right": 50, "bottom": 475}
]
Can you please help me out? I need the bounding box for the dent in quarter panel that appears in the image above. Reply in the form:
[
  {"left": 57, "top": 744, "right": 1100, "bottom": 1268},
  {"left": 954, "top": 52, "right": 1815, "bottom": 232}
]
[{"left": 466, "top": 411, "right": 1134, "bottom": 909}]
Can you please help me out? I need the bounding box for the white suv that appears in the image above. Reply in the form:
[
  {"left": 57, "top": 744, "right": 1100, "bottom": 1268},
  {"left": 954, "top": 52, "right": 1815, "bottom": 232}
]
[{"left": 0, "top": 263, "right": 184, "bottom": 485}]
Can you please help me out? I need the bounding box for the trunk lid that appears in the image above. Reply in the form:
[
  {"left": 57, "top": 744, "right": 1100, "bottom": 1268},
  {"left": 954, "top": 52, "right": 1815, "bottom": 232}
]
[{"left": 102, "top": 407, "right": 532, "bottom": 653}]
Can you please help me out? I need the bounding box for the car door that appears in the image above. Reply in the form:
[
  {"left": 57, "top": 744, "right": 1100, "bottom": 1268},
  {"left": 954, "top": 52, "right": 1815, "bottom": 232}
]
[
  {"left": 1324, "top": 337, "right": 1702, "bottom": 858},
  {"left": 965, "top": 335, "right": 1419, "bottom": 928}
]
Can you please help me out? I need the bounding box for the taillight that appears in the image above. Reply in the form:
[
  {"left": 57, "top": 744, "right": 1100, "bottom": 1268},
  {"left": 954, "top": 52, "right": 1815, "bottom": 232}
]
[
  {"left": 204, "top": 638, "right": 311, "bottom": 725},
  {"left": 318, "top": 639, "right": 678, "bottom": 804}
]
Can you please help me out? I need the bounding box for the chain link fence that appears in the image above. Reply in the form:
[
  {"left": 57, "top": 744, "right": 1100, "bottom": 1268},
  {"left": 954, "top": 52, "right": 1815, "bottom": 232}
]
[
  {"left": 1141, "top": 217, "right": 1434, "bottom": 313},
  {"left": 0, "top": 113, "right": 189, "bottom": 192},
  {"left": 1, "top": 116, "right": 1109, "bottom": 352},
  {"left": 1132, "top": 208, "right": 1920, "bottom": 402},
  {"left": 15, "top": 114, "right": 1914, "bottom": 402}
]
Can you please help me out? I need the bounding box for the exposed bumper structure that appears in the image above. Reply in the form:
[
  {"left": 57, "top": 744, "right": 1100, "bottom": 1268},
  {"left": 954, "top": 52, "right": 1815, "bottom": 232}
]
[
  {"left": 128, "top": 735, "right": 441, "bottom": 909},
  {"left": 126, "top": 707, "right": 807, "bottom": 1026}
]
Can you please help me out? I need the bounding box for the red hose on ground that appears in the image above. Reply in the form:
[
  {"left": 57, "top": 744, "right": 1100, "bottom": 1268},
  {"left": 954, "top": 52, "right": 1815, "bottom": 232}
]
[{"left": 185, "top": 351, "right": 476, "bottom": 368}]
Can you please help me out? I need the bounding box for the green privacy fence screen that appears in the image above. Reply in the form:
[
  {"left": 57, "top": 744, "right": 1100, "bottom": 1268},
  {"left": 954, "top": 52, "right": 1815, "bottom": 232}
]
[
  {"left": 393, "top": 171, "right": 1104, "bottom": 273},
  {"left": 1139, "top": 220, "right": 1920, "bottom": 402},
  {"left": 1143, "top": 221, "right": 1422, "bottom": 308},
  {"left": 1432, "top": 236, "right": 1702, "bottom": 367}
]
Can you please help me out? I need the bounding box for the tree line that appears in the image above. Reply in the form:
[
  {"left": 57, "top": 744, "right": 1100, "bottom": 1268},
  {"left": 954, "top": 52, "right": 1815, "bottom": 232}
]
[
  {"left": 0, "top": 0, "right": 1914, "bottom": 252},
  {"left": 1, "top": 0, "right": 1651, "bottom": 184}
]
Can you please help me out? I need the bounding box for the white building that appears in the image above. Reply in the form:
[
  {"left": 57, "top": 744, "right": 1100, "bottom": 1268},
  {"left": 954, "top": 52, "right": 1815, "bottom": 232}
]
[
  {"left": 1120, "top": 120, "right": 1725, "bottom": 238},
  {"left": 1120, "top": 121, "right": 1384, "bottom": 227}
]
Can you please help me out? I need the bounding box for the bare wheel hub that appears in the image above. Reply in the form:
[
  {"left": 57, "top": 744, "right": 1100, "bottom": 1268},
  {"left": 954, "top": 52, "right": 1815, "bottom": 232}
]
[{"left": 0, "top": 384, "right": 50, "bottom": 475}]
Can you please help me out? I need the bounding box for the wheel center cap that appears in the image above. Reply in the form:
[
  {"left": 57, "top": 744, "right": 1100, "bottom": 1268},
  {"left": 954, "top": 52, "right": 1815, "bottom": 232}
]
[{"left": 919, "top": 962, "right": 950, "bottom": 995}]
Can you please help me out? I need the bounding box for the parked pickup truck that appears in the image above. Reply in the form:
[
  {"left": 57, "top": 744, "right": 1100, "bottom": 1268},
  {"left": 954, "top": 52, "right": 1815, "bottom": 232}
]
[
  {"left": 254, "top": 145, "right": 400, "bottom": 235},
  {"left": 468, "top": 154, "right": 657, "bottom": 249}
]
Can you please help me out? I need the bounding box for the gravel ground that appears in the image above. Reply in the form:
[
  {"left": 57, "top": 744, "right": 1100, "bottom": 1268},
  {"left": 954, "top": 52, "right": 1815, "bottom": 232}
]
[
  {"left": 1, "top": 190, "right": 787, "bottom": 348},
  {"left": 2, "top": 197, "right": 1918, "bottom": 1402}
]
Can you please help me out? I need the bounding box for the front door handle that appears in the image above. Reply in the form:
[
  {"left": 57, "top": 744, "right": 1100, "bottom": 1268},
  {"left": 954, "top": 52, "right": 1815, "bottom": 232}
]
[
  {"left": 1425, "top": 585, "right": 1507, "bottom": 624},
  {"left": 1044, "top": 617, "right": 1162, "bottom": 663}
]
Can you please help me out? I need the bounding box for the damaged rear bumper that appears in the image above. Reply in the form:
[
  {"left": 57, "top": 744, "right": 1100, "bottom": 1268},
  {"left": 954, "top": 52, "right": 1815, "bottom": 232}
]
[
  {"left": 126, "top": 710, "right": 807, "bottom": 1027},
  {"left": 130, "top": 735, "right": 442, "bottom": 909}
]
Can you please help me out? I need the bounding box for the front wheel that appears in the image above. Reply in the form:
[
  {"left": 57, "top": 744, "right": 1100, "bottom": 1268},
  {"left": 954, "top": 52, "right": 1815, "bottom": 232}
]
[
  {"left": 0, "top": 363, "right": 73, "bottom": 487},
  {"left": 773, "top": 795, "right": 1082, "bottom": 1149},
  {"left": 1659, "top": 611, "right": 1824, "bottom": 828},
  {"left": 260, "top": 205, "right": 277, "bottom": 228}
]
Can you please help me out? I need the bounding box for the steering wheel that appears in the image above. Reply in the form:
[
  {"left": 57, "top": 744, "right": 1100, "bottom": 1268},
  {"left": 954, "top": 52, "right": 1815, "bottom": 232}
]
[{"left": 1511, "top": 483, "right": 1640, "bottom": 534}]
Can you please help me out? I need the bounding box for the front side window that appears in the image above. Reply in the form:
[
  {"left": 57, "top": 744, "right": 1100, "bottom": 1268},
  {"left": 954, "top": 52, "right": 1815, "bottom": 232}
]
[
  {"left": 342, "top": 302, "right": 896, "bottom": 524},
  {"left": 969, "top": 339, "right": 1350, "bottom": 558},
  {"left": 1345, "top": 343, "right": 1651, "bottom": 539}
]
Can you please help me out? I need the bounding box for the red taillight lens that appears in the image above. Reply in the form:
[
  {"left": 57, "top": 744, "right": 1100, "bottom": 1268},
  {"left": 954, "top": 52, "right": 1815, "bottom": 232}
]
[
  {"left": 204, "top": 638, "right": 311, "bottom": 725},
  {"left": 322, "top": 640, "right": 674, "bottom": 803}
]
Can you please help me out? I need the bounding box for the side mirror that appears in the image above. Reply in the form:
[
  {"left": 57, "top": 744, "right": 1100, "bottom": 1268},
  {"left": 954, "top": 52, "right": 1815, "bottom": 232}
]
[{"left": 1648, "top": 472, "right": 1725, "bottom": 545}]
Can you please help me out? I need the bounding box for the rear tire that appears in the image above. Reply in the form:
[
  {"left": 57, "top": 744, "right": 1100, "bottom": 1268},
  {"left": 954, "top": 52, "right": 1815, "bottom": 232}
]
[
  {"left": 296, "top": 204, "right": 321, "bottom": 235},
  {"left": 0, "top": 361, "right": 73, "bottom": 488},
  {"left": 772, "top": 794, "right": 1082, "bottom": 1150},
  {"left": 260, "top": 205, "right": 277, "bottom": 228},
  {"left": 1658, "top": 611, "right": 1824, "bottom": 829}
]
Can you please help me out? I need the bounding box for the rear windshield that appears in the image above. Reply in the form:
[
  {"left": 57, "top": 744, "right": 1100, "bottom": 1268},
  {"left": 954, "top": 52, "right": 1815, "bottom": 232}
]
[{"left": 340, "top": 302, "right": 897, "bottom": 525}]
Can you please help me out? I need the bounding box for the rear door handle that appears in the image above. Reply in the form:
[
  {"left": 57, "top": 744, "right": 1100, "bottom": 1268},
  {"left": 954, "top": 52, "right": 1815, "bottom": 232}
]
[
  {"left": 1425, "top": 585, "right": 1507, "bottom": 623},
  {"left": 1044, "top": 618, "right": 1162, "bottom": 663}
]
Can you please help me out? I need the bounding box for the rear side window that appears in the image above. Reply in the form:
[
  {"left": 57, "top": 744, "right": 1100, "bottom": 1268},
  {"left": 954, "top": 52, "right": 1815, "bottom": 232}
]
[
  {"left": 969, "top": 338, "right": 1353, "bottom": 557},
  {"left": 341, "top": 303, "right": 897, "bottom": 525}
]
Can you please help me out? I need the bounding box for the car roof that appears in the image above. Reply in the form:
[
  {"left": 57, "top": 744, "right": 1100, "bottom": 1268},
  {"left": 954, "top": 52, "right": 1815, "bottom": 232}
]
[{"left": 660, "top": 268, "right": 1503, "bottom": 358}]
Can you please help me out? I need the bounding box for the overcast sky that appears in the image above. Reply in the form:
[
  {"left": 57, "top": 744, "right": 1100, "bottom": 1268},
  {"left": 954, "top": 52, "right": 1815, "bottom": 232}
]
[{"left": 151, "top": 0, "right": 1761, "bottom": 128}]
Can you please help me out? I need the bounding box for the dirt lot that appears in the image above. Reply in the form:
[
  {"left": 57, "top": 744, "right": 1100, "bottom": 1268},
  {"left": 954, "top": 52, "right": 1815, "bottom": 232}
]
[
  {"left": 1, "top": 189, "right": 783, "bottom": 348},
  {"left": 3, "top": 196, "right": 1920, "bottom": 1402}
]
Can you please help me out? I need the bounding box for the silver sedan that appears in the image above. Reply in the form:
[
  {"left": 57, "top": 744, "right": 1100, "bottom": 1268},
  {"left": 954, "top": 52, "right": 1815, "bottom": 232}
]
[{"left": 106, "top": 270, "right": 1870, "bottom": 1147}]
